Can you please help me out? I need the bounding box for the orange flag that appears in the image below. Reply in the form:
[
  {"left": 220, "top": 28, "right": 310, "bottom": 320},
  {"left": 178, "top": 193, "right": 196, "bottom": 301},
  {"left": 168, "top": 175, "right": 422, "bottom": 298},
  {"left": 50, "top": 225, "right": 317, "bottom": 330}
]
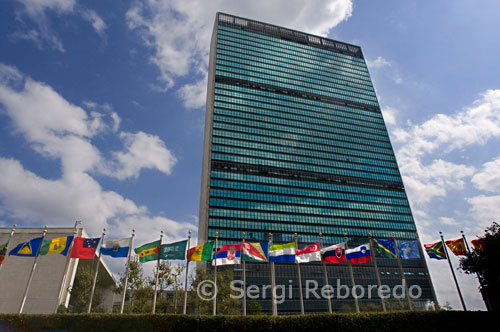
[{"left": 445, "top": 238, "right": 467, "bottom": 256}]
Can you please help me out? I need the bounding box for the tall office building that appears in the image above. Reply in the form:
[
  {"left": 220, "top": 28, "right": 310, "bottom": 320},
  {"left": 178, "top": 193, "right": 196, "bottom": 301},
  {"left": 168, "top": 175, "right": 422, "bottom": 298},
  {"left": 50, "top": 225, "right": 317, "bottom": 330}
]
[{"left": 199, "top": 13, "right": 436, "bottom": 314}]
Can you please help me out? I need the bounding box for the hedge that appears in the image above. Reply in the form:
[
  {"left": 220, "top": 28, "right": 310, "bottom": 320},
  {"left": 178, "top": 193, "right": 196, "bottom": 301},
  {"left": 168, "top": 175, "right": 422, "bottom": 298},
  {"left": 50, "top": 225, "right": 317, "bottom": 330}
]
[{"left": 0, "top": 311, "right": 493, "bottom": 332}]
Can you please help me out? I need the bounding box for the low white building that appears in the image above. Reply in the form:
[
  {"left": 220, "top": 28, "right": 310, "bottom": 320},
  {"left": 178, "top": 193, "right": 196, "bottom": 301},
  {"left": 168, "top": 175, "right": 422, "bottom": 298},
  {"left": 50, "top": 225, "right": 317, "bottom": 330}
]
[{"left": 0, "top": 227, "right": 116, "bottom": 314}]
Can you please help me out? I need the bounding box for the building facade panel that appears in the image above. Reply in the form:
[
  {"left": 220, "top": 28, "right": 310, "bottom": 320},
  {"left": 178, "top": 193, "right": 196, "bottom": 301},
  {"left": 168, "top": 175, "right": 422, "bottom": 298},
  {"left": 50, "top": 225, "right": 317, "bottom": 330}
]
[{"left": 199, "top": 13, "right": 436, "bottom": 314}]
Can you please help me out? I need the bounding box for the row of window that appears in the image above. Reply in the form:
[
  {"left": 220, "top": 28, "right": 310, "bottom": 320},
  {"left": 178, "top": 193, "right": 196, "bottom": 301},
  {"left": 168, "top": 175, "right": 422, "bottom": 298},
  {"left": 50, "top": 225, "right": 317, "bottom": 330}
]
[
  {"left": 214, "top": 83, "right": 382, "bottom": 123},
  {"left": 211, "top": 144, "right": 399, "bottom": 176},
  {"left": 209, "top": 198, "right": 412, "bottom": 220},
  {"left": 209, "top": 179, "right": 409, "bottom": 206},
  {"left": 216, "top": 49, "right": 375, "bottom": 96},
  {"left": 208, "top": 228, "right": 417, "bottom": 242},
  {"left": 212, "top": 129, "right": 395, "bottom": 162},
  {"left": 216, "top": 42, "right": 373, "bottom": 90},
  {"left": 217, "top": 29, "right": 369, "bottom": 75},
  {"left": 212, "top": 121, "right": 393, "bottom": 154},
  {"left": 211, "top": 152, "right": 403, "bottom": 183},
  {"left": 208, "top": 219, "right": 416, "bottom": 238},
  {"left": 214, "top": 99, "right": 388, "bottom": 136},
  {"left": 210, "top": 171, "right": 408, "bottom": 199},
  {"left": 212, "top": 136, "right": 398, "bottom": 170},
  {"left": 214, "top": 87, "right": 384, "bottom": 127},
  {"left": 213, "top": 110, "right": 389, "bottom": 145},
  {"left": 218, "top": 26, "right": 367, "bottom": 68},
  {"left": 216, "top": 67, "right": 379, "bottom": 107},
  {"left": 209, "top": 189, "right": 411, "bottom": 214}
]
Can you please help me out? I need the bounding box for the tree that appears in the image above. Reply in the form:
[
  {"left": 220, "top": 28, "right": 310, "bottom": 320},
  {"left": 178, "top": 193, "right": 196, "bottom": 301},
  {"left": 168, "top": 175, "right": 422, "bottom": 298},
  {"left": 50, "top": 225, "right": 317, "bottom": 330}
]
[
  {"left": 150, "top": 261, "right": 174, "bottom": 313},
  {"left": 188, "top": 267, "right": 240, "bottom": 315},
  {"left": 460, "top": 222, "right": 500, "bottom": 311},
  {"left": 69, "top": 264, "right": 104, "bottom": 313},
  {"left": 114, "top": 259, "right": 154, "bottom": 313}
]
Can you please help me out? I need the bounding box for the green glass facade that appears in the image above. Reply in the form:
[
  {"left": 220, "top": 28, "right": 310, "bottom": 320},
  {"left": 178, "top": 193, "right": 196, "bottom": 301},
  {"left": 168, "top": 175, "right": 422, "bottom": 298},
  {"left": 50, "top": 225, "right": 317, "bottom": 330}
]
[{"left": 199, "top": 13, "right": 437, "bottom": 314}]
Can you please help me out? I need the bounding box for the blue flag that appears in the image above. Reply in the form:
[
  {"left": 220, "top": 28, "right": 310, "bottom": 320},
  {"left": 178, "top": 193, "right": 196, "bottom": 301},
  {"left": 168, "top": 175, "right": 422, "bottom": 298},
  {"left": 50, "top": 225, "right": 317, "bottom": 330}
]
[
  {"left": 9, "top": 237, "right": 44, "bottom": 257},
  {"left": 399, "top": 240, "right": 420, "bottom": 259}
]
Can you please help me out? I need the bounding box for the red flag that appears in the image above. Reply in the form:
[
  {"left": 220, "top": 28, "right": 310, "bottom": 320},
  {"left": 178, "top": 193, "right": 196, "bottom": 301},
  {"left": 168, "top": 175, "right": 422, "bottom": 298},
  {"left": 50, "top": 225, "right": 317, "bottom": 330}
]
[
  {"left": 70, "top": 237, "right": 100, "bottom": 259},
  {"left": 471, "top": 238, "right": 484, "bottom": 251}
]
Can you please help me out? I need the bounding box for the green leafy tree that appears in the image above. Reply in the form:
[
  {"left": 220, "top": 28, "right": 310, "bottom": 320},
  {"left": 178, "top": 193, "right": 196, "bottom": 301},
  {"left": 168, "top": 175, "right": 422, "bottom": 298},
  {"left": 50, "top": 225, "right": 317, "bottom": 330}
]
[
  {"left": 247, "top": 300, "right": 263, "bottom": 315},
  {"left": 114, "top": 259, "right": 154, "bottom": 313},
  {"left": 460, "top": 222, "right": 500, "bottom": 311},
  {"left": 188, "top": 266, "right": 240, "bottom": 315},
  {"left": 69, "top": 264, "right": 104, "bottom": 313},
  {"left": 150, "top": 261, "right": 174, "bottom": 313}
]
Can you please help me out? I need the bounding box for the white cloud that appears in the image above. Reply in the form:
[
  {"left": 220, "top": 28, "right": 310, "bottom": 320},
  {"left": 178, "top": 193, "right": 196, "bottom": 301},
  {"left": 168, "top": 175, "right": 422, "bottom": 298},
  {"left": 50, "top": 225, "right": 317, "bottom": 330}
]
[
  {"left": 394, "top": 90, "right": 500, "bottom": 206},
  {"left": 0, "top": 63, "right": 183, "bottom": 238},
  {"left": 101, "top": 131, "right": 178, "bottom": 180},
  {"left": 381, "top": 106, "right": 397, "bottom": 126},
  {"left": 366, "top": 56, "right": 391, "bottom": 69},
  {"left": 126, "top": 0, "right": 353, "bottom": 109},
  {"left": 471, "top": 156, "right": 500, "bottom": 193},
  {"left": 466, "top": 195, "right": 500, "bottom": 231},
  {"left": 81, "top": 9, "right": 107, "bottom": 38},
  {"left": 12, "top": 0, "right": 106, "bottom": 51}
]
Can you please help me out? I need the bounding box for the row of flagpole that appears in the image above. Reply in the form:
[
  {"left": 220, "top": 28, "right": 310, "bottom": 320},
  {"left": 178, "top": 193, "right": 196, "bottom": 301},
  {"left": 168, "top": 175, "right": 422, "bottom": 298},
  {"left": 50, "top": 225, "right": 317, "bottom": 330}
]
[{"left": 0, "top": 224, "right": 483, "bottom": 314}]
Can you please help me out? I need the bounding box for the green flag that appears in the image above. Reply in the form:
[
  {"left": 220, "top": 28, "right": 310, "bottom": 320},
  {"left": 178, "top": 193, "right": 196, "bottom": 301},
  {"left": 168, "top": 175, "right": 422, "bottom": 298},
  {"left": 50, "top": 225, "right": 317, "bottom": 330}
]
[
  {"left": 160, "top": 239, "right": 187, "bottom": 260},
  {"left": 134, "top": 240, "right": 160, "bottom": 263},
  {"left": 374, "top": 239, "right": 397, "bottom": 259}
]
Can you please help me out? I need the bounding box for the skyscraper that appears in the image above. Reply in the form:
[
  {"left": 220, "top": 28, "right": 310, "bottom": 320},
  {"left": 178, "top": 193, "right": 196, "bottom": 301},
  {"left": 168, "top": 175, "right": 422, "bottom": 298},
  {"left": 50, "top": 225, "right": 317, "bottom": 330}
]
[{"left": 199, "top": 13, "right": 437, "bottom": 314}]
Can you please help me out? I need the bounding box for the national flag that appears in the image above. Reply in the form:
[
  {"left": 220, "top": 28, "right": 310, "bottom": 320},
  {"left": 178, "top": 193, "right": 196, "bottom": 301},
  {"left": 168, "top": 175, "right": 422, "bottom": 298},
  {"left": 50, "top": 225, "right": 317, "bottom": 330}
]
[
  {"left": 71, "top": 237, "right": 100, "bottom": 259},
  {"left": 134, "top": 240, "right": 160, "bottom": 263},
  {"left": 242, "top": 242, "right": 268, "bottom": 262},
  {"left": 346, "top": 243, "right": 372, "bottom": 264},
  {"left": 398, "top": 240, "right": 420, "bottom": 259},
  {"left": 187, "top": 241, "right": 214, "bottom": 262},
  {"left": 424, "top": 241, "right": 446, "bottom": 260},
  {"left": 9, "top": 237, "right": 44, "bottom": 257},
  {"left": 471, "top": 238, "right": 484, "bottom": 251},
  {"left": 445, "top": 238, "right": 467, "bottom": 256},
  {"left": 212, "top": 243, "right": 241, "bottom": 266},
  {"left": 160, "top": 239, "right": 188, "bottom": 260},
  {"left": 321, "top": 243, "right": 346, "bottom": 263},
  {"left": 39, "top": 236, "right": 74, "bottom": 256},
  {"left": 0, "top": 243, "right": 8, "bottom": 265},
  {"left": 295, "top": 242, "right": 321, "bottom": 263},
  {"left": 101, "top": 238, "right": 131, "bottom": 258},
  {"left": 0, "top": 234, "right": 14, "bottom": 265},
  {"left": 269, "top": 242, "right": 296, "bottom": 263},
  {"left": 373, "top": 239, "right": 397, "bottom": 259}
]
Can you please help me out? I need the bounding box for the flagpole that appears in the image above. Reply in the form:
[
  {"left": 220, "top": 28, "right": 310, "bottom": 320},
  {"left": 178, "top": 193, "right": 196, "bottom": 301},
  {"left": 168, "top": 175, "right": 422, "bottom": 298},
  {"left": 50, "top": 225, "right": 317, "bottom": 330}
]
[
  {"left": 392, "top": 233, "right": 413, "bottom": 310},
  {"left": 269, "top": 232, "right": 277, "bottom": 316},
  {"left": 183, "top": 231, "right": 191, "bottom": 315},
  {"left": 461, "top": 230, "right": 489, "bottom": 310},
  {"left": 54, "top": 226, "right": 78, "bottom": 313},
  {"left": 294, "top": 233, "right": 304, "bottom": 314},
  {"left": 415, "top": 232, "right": 439, "bottom": 310},
  {"left": 19, "top": 226, "right": 48, "bottom": 314},
  {"left": 319, "top": 233, "right": 332, "bottom": 313},
  {"left": 119, "top": 229, "right": 135, "bottom": 314},
  {"left": 87, "top": 228, "right": 106, "bottom": 313},
  {"left": 368, "top": 233, "right": 386, "bottom": 312},
  {"left": 440, "top": 232, "right": 467, "bottom": 311},
  {"left": 213, "top": 231, "right": 218, "bottom": 316},
  {"left": 345, "top": 233, "right": 359, "bottom": 313},
  {"left": 152, "top": 230, "right": 164, "bottom": 314},
  {"left": 241, "top": 232, "right": 246, "bottom": 316},
  {"left": 0, "top": 224, "right": 17, "bottom": 274}
]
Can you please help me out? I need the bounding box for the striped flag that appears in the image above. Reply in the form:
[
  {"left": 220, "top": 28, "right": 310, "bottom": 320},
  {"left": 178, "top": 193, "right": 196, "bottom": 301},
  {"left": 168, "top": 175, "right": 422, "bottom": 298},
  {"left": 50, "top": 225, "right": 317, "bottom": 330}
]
[
  {"left": 346, "top": 243, "right": 372, "bottom": 264},
  {"left": 269, "top": 241, "right": 295, "bottom": 263},
  {"left": 295, "top": 242, "right": 321, "bottom": 263}
]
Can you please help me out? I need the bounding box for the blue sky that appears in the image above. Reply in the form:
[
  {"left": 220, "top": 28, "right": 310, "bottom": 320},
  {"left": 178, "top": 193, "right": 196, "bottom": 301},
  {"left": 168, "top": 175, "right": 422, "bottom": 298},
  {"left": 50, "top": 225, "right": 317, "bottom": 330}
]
[{"left": 1, "top": 0, "right": 499, "bottom": 311}]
